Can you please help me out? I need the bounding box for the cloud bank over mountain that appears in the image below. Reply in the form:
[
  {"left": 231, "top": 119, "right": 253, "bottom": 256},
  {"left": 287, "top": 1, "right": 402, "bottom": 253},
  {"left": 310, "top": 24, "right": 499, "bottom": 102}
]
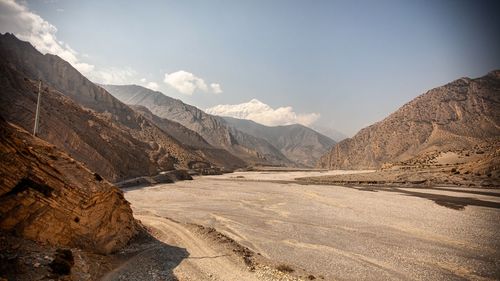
[
  {"left": 0, "top": 0, "right": 141, "bottom": 85},
  {"left": 164, "top": 70, "right": 222, "bottom": 95},
  {"left": 0, "top": 0, "right": 216, "bottom": 94},
  {"left": 206, "top": 99, "right": 320, "bottom": 127}
]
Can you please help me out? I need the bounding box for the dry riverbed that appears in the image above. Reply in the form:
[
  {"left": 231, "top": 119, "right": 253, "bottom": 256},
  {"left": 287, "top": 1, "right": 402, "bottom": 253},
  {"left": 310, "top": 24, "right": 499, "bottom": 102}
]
[{"left": 119, "top": 170, "right": 500, "bottom": 281}]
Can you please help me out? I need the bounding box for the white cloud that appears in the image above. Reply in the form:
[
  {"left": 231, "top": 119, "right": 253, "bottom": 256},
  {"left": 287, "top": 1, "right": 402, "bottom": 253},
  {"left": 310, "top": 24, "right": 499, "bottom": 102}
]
[
  {"left": 0, "top": 0, "right": 94, "bottom": 74},
  {"left": 136, "top": 77, "right": 159, "bottom": 91},
  {"left": 146, "top": 81, "right": 159, "bottom": 91},
  {"left": 0, "top": 1, "right": 217, "bottom": 92},
  {"left": 210, "top": 83, "right": 222, "bottom": 94},
  {"left": 90, "top": 67, "right": 137, "bottom": 84},
  {"left": 0, "top": 0, "right": 145, "bottom": 85},
  {"left": 164, "top": 70, "right": 206, "bottom": 95},
  {"left": 206, "top": 99, "right": 320, "bottom": 127},
  {"left": 164, "top": 70, "right": 221, "bottom": 95}
]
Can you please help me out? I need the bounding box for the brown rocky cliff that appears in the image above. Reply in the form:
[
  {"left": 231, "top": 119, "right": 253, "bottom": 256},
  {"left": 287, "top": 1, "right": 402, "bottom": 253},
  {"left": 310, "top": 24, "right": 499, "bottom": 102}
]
[
  {"left": 0, "top": 63, "right": 161, "bottom": 182},
  {"left": 0, "top": 119, "right": 138, "bottom": 254},
  {"left": 318, "top": 70, "right": 500, "bottom": 169}
]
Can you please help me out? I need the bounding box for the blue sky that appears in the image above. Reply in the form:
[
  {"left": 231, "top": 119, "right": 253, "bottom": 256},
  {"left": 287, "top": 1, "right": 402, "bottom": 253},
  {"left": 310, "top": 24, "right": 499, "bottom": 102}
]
[{"left": 3, "top": 0, "right": 500, "bottom": 136}]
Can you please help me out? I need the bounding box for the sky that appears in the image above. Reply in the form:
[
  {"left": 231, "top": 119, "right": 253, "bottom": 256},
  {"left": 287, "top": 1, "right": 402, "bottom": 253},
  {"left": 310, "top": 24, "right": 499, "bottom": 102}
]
[{"left": 1, "top": 0, "right": 499, "bottom": 136}]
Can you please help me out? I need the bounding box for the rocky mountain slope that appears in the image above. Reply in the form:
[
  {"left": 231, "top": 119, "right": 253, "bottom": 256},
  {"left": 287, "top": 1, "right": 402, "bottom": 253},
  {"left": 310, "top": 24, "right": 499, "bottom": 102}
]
[
  {"left": 101, "top": 84, "right": 293, "bottom": 166},
  {"left": 318, "top": 70, "right": 500, "bottom": 170},
  {"left": 223, "top": 117, "right": 336, "bottom": 167},
  {"left": 311, "top": 125, "right": 348, "bottom": 142},
  {"left": 0, "top": 33, "right": 222, "bottom": 181},
  {"left": 0, "top": 118, "right": 138, "bottom": 254},
  {"left": 131, "top": 105, "right": 247, "bottom": 169}
]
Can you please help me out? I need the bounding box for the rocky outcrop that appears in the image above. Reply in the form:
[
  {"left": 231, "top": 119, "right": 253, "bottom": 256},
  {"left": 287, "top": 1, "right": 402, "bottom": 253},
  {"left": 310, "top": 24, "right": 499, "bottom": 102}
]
[
  {"left": 318, "top": 70, "right": 500, "bottom": 169},
  {"left": 223, "top": 117, "right": 336, "bottom": 167},
  {"left": 101, "top": 84, "right": 294, "bottom": 166},
  {"left": 0, "top": 33, "right": 212, "bottom": 182},
  {"left": 0, "top": 118, "right": 138, "bottom": 254}
]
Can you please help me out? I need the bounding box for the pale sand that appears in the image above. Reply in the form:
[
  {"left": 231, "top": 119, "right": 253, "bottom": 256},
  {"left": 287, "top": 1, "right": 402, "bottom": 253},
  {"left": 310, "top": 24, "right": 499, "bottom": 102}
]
[
  {"left": 211, "top": 169, "right": 375, "bottom": 181},
  {"left": 123, "top": 171, "right": 500, "bottom": 281}
]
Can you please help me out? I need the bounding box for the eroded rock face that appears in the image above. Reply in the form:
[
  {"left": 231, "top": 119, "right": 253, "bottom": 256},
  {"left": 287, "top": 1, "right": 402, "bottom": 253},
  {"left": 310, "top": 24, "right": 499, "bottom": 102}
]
[
  {"left": 0, "top": 119, "right": 138, "bottom": 254},
  {"left": 318, "top": 70, "right": 500, "bottom": 169}
]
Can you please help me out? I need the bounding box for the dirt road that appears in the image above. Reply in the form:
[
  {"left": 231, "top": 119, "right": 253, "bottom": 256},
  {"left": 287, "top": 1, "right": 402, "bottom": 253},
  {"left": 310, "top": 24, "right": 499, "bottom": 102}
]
[
  {"left": 121, "top": 171, "right": 500, "bottom": 280},
  {"left": 102, "top": 211, "right": 302, "bottom": 281},
  {"left": 101, "top": 214, "right": 258, "bottom": 281}
]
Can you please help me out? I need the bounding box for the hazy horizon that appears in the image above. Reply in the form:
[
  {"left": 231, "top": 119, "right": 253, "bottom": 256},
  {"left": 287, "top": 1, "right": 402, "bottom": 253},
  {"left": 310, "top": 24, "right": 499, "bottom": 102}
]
[{"left": 1, "top": 0, "right": 499, "bottom": 136}]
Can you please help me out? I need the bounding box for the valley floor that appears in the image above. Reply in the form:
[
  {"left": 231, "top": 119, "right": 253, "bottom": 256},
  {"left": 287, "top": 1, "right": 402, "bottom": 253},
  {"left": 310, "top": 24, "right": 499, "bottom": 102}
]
[{"left": 116, "top": 171, "right": 499, "bottom": 281}]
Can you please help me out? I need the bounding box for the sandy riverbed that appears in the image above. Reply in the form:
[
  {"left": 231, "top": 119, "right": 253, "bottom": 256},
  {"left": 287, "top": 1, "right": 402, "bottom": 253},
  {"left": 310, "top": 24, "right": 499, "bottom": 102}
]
[{"left": 123, "top": 171, "right": 500, "bottom": 281}]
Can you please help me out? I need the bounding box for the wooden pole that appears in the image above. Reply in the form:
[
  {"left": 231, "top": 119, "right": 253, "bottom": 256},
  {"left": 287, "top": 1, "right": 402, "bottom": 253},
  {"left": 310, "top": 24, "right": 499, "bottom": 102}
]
[{"left": 33, "top": 80, "right": 42, "bottom": 136}]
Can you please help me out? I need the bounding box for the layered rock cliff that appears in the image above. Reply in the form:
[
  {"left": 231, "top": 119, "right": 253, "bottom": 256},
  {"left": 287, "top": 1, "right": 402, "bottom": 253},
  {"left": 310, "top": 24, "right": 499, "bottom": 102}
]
[
  {"left": 0, "top": 118, "right": 138, "bottom": 254},
  {"left": 318, "top": 71, "right": 500, "bottom": 169}
]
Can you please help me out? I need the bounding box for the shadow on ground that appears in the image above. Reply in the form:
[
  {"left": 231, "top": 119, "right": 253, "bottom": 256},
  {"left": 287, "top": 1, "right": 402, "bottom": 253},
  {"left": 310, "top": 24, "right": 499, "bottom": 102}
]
[
  {"left": 101, "top": 229, "right": 189, "bottom": 281},
  {"left": 344, "top": 186, "right": 500, "bottom": 211}
]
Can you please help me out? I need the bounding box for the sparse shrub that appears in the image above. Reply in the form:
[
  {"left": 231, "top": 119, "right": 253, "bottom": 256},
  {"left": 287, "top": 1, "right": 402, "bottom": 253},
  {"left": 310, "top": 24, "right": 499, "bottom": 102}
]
[
  {"left": 308, "top": 275, "right": 316, "bottom": 280},
  {"left": 49, "top": 249, "right": 74, "bottom": 275},
  {"left": 94, "top": 173, "right": 103, "bottom": 181},
  {"left": 276, "top": 264, "right": 294, "bottom": 273}
]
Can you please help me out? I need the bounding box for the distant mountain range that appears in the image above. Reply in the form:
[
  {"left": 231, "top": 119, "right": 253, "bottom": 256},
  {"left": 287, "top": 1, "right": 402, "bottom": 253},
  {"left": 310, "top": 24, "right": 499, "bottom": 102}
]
[
  {"left": 0, "top": 33, "right": 338, "bottom": 181},
  {"left": 101, "top": 84, "right": 336, "bottom": 167},
  {"left": 0, "top": 33, "right": 236, "bottom": 181},
  {"left": 1, "top": 32, "right": 498, "bottom": 182},
  {"left": 129, "top": 104, "right": 247, "bottom": 169},
  {"left": 100, "top": 84, "right": 292, "bottom": 166},
  {"left": 318, "top": 70, "right": 500, "bottom": 170},
  {"left": 222, "top": 116, "right": 335, "bottom": 167},
  {"left": 310, "top": 125, "right": 348, "bottom": 142}
]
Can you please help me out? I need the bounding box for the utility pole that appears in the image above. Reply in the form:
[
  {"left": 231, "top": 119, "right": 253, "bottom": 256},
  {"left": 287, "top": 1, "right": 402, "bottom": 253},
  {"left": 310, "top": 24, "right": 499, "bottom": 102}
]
[{"left": 33, "top": 80, "right": 42, "bottom": 136}]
